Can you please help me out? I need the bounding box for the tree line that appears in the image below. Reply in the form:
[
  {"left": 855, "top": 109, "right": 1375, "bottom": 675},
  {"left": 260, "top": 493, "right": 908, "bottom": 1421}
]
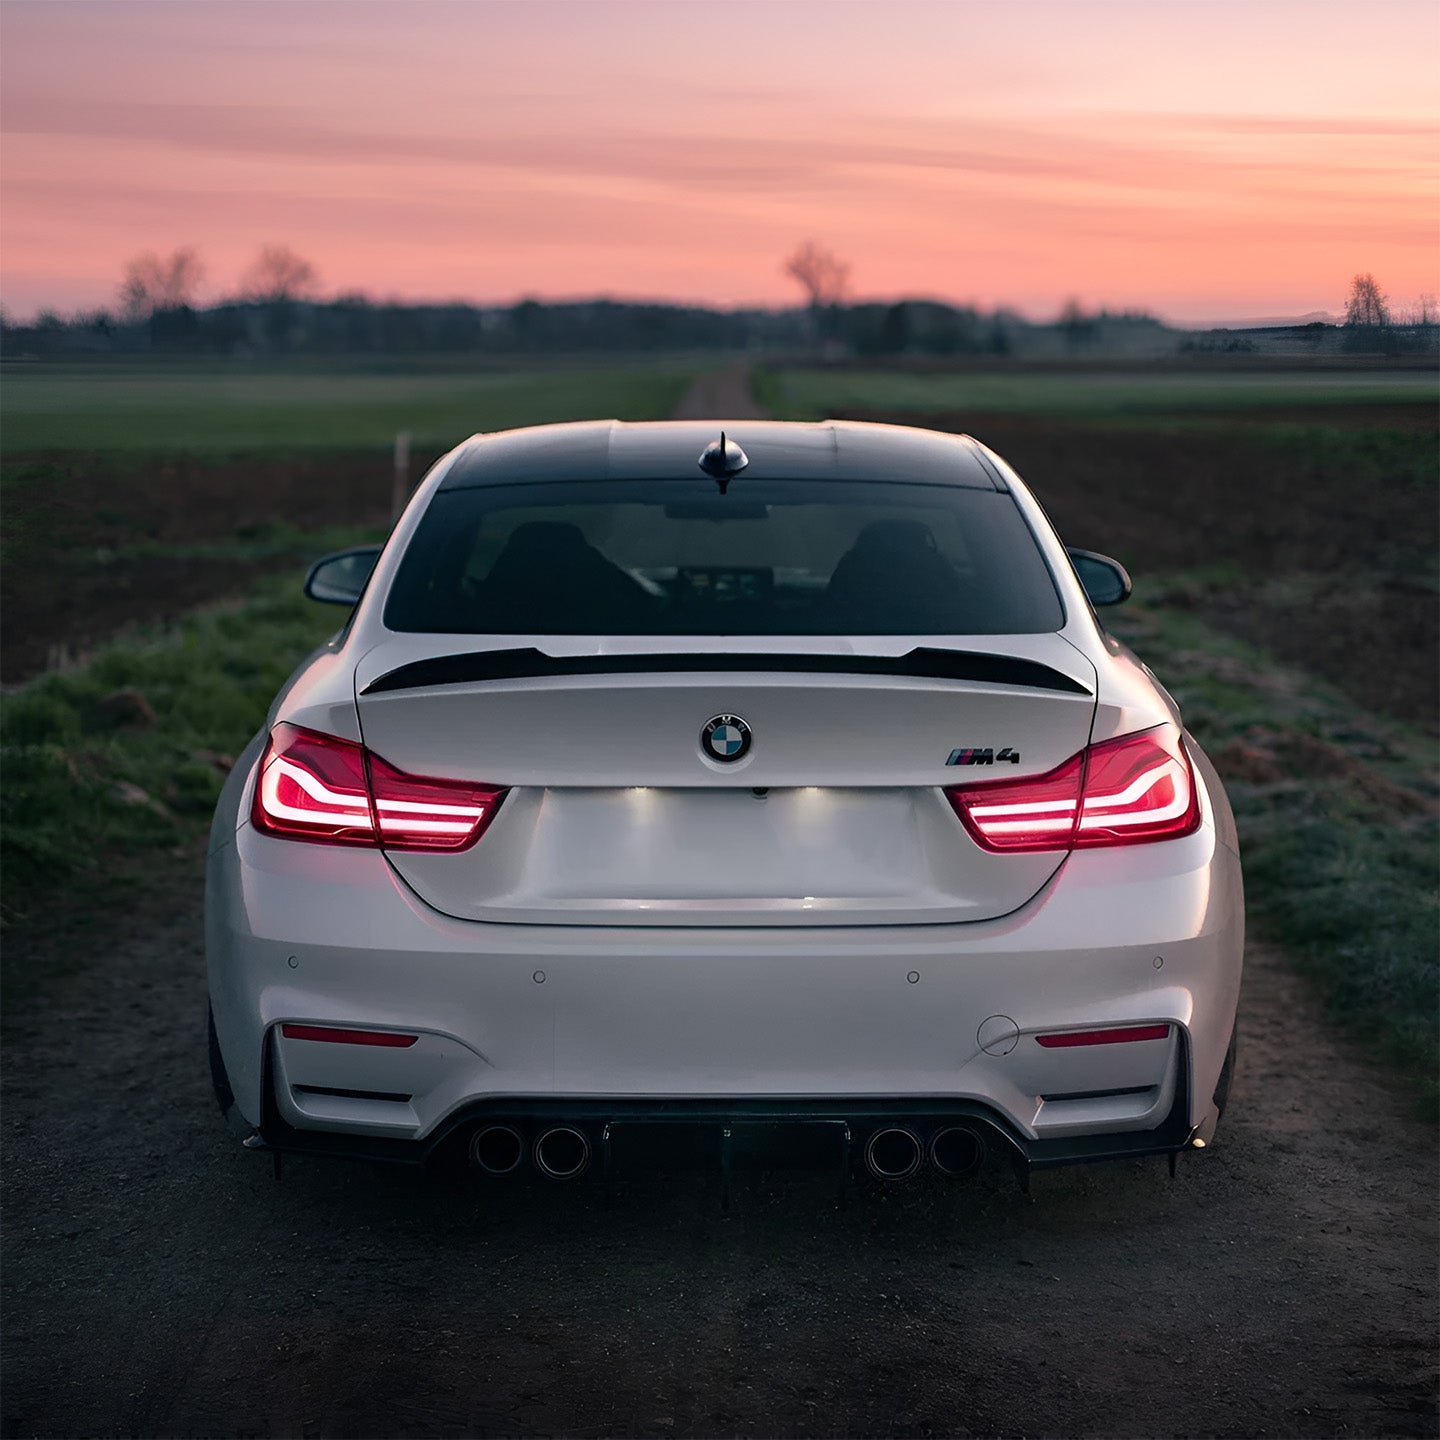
[
  {"left": 1, "top": 243, "right": 1432, "bottom": 360},
  {"left": 0, "top": 292, "right": 1169, "bottom": 362},
  {"left": 0, "top": 237, "right": 1165, "bottom": 361}
]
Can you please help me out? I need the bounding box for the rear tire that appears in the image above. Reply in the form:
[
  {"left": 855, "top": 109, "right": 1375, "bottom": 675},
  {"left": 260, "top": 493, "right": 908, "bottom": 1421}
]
[
  {"left": 207, "top": 1003, "right": 236, "bottom": 1117},
  {"left": 1213, "top": 1025, "right": 1238, "bottom": 1119}
]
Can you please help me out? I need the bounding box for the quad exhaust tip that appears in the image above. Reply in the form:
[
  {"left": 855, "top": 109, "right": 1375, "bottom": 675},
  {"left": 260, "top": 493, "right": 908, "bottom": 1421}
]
[
  {"left": 864, "top": 1127, "right": 924, "bottom": 1180},
  {"left": 470, "top": 1124, "right": 525, "bottom": 1176},
  {"left": 534, "top": 1126, "right": 591, "bottom": 1180},
  {"left": 929, "top": 1124, "right": 987, "bottom": 1179}
]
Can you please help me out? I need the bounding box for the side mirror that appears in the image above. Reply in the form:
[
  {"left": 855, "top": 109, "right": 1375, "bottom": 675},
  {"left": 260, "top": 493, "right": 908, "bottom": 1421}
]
[
  {"left": 1067, "top": 547, "right": 1132, "bottom": 607},
  {"left": 304, "top": 546, "right": 381, "bottom": 606}
]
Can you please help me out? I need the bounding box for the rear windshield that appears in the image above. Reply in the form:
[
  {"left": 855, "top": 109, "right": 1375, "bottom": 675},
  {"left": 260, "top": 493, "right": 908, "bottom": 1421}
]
[{"left": 384, "top": 478, "right": 1064, "bottom": 635}]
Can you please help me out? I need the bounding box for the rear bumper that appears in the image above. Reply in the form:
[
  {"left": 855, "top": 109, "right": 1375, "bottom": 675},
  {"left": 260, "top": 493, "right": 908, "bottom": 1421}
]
[
  {"left": 207, "top": 794, "right": 1244, "bottom": 1166},
  {"left": 218, "top": 1032, "right": 1201, "bottom": 1174}
]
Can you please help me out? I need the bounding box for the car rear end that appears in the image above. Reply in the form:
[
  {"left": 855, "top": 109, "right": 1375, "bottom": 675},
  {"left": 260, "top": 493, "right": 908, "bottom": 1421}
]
[{"left": 205, "top": 420, "right": 1243, "bottom": 1182}]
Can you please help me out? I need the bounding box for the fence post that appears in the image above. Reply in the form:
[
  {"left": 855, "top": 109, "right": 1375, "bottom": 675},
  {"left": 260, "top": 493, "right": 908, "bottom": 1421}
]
[{"left": 391, "top": 430, "right": 412, "bottom": 521}]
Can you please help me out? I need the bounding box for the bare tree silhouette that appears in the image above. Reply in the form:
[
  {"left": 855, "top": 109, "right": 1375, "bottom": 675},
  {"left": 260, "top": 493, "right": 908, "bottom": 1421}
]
[
  {"left": 1404, "top": 292, "right": 1436, "bottom": 327},
  {"left": 118, "top": 247, "right": 205, "bottom": 318},
  {"left": 1343, "top": 273, "right": 1391, "bottom": 328},
  {"left": 240, "top": 244, "right": 319, "bottom": 304},
  {"left": 783, "top": 241, "right": 850, "bottom": 311}
]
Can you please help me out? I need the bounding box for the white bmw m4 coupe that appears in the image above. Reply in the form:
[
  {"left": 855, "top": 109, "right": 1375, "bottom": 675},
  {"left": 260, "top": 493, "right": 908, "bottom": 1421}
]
[{"left": 206, "top": 419, "right": 1243, "bottom": 1188}]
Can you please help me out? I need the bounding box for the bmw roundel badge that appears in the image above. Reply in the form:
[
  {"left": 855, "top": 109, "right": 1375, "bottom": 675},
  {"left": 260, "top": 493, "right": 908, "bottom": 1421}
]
[{"left": 701, "top": 714, "right": 752, "bottom": 763}]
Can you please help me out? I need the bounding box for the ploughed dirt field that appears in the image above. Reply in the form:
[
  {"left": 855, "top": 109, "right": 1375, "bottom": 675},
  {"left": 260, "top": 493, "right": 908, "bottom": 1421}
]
[
  {"left": 3, "top": 373, "right": 1437, "bottom": 1436},
  {"left": 0, "top": 452, "right": 400, "bottom": 683},
  {"left": 835, "top": 402, "right": 1439, "bottom": 735},
  {"left": 5, "top": 397, "right": 1435, "bottom": 735}
]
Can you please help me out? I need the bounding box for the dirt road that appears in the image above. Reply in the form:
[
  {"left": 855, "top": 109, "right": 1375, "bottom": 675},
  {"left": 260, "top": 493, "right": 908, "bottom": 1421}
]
[
  {"left": 667, "top": 365, "right": 768, "bottom": 420},
  {"left": 2, "top": 846, "right": 1435, "bottom": 1439}
]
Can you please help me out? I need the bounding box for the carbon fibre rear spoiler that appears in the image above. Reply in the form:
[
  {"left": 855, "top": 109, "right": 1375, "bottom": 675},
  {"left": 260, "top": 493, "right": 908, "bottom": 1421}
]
[{"left": 361, "top": 647, "right": 1092, "bottom": 696}]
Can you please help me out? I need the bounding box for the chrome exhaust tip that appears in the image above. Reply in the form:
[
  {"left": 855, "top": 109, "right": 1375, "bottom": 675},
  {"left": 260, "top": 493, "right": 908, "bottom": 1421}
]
[
  {"left": 929, "top": 1124, "right": 986, "bottom": 1179},
  {"left": 864, "top": 1126, "right": 923, "bottom": 1180},
  {"left": 469, "top": 1124, "right": 525, "bottom": 1176},
  {"left": 534, "top": 1126, "right": 590, "bottom": 1180}
]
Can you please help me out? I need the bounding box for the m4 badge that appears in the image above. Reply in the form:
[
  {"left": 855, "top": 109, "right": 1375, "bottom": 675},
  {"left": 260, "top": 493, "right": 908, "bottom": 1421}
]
[{"left": 946, "top": 746, "right": 1022, "bottom": 766}]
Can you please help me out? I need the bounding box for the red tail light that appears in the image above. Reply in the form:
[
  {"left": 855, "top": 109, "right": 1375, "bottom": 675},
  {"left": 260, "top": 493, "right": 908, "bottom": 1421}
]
[
  {"left": 946, "top": 727, "right": 1200, "bottom": 853},
  {"left": 252, "top": 723, "right": 506, "bottom": 852},
  {"left": 368, "top": 752, "right": 506, "bottom": 851},
  {"left": 950, "top": 751, "right": 1086, "bottom": 851}
]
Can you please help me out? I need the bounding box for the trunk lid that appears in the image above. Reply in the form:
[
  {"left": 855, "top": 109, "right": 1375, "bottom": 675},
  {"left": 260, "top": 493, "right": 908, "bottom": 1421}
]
[{"left": 352, "top": 636, "right": 1095, "bottom": 926}]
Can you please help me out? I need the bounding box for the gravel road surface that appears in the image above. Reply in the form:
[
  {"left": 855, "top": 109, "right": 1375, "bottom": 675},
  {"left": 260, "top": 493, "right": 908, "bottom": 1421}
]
[{"left": 2, "top": 850, "right": 1435, "bottom": 1439}]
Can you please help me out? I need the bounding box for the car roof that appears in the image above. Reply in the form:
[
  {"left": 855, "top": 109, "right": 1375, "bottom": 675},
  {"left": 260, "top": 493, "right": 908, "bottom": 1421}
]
[{"left": 439, "top": 419, "right": 1005, "bottom": 491}]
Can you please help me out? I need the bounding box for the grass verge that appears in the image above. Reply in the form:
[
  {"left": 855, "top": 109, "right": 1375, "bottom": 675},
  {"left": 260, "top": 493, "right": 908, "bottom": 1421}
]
[
  {"left": 1, "top": 578, "right": 337, "bottom": 944},
  {"left": 1108, "top": 597, "right": 1438, "bottom": 1117}
]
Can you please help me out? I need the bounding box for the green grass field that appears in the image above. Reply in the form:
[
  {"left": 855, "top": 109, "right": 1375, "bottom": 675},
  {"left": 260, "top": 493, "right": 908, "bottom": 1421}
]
[
  {"left": 0, "top": 358, "right": 697, "bottom": 455},
  {"left": 757, "top": 366, "right": 1439, "bottom": 420},
  {"left": 8, "top": 357, "right": 1433, "bottom": 457}
]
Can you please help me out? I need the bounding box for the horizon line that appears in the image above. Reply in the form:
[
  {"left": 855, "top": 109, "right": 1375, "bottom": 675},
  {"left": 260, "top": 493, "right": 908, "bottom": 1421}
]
[{"left": 0, "top": 288, "right": 1348, "bottom": 333}]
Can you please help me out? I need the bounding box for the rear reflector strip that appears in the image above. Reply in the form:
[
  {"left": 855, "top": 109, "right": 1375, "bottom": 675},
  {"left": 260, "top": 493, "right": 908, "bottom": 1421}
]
[
  {"left": 281, "top": 1024, "right": 419, "bottom": 1048},
  {"left": 1036, "top": 1024, "right": 1170, "bottom": 1048},
  {"left": 1039, "top": 1084, "right": 1156, "bottom": 1102},
  {"left": 293, "top": 1084, "right": 414, "bottom": 1103}
]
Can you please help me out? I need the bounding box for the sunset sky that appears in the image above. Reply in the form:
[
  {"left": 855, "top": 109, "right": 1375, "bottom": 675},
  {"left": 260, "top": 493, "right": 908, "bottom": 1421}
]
[{"left": 2, "top": 0, "right": 1436, "bottom": 324}]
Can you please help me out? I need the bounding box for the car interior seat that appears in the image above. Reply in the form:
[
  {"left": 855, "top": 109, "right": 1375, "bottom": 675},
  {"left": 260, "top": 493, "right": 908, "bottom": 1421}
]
[
  {"left": 471, "top": 521, "right": 654, "bottom": 630},
  {"left": 825, "top": 518, "right": 968, "bottom": 628}
]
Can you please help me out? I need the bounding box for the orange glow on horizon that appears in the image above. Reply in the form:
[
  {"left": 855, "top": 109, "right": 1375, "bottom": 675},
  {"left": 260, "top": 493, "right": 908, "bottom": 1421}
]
[{"left": 1, "top": 0, "right": 1436, "bottom": 324}]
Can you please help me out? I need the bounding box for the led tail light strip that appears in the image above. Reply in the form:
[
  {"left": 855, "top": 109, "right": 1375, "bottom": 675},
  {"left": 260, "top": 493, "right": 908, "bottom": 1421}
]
[
  {"left": 252, "top": 723, "right": 506, "bottom": 852},
  {"left": 947, "top": 727, "right": 1200, "bottom": 853}
]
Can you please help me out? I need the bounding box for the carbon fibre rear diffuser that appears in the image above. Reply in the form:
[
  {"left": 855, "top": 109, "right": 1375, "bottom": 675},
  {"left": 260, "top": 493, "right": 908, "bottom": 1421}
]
[{"left": 216, "top": 1023, "right": 1197, "bottom": 1193}]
